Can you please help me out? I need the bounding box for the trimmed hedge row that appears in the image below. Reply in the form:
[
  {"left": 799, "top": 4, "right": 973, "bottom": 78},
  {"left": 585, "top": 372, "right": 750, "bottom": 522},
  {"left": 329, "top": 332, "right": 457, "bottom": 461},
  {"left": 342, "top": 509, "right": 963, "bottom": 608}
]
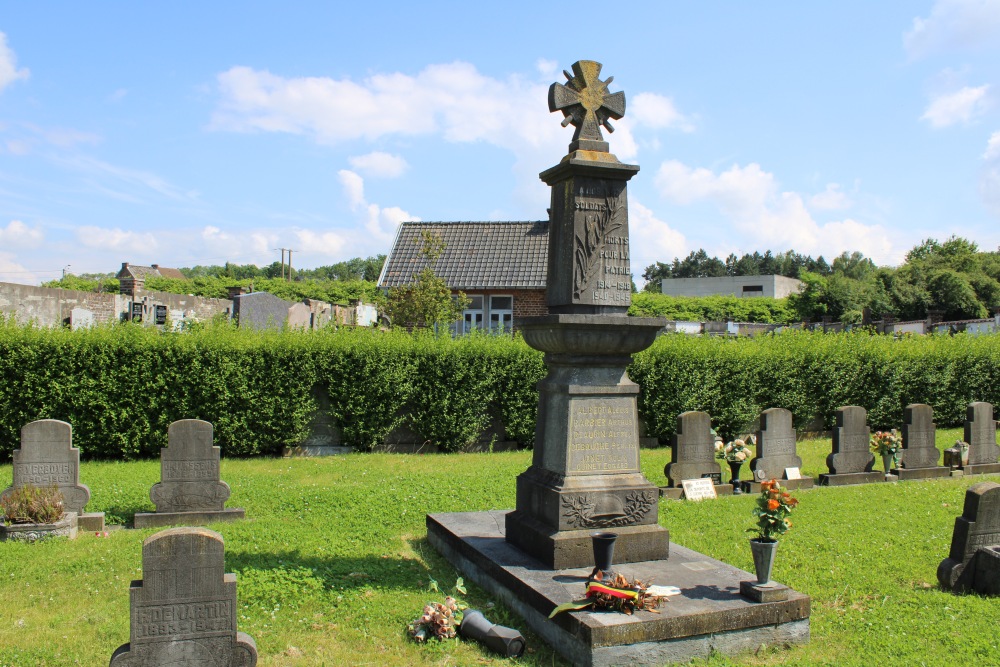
[{"left": 1, "top": 318, "right": 998, "bottom": 460}]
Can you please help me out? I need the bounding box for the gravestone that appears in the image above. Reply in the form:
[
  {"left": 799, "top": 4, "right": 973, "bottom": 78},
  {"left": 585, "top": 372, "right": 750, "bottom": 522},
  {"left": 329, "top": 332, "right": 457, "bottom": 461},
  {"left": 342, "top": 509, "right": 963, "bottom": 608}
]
[
  {"left": 109, "top": 526, "right": 257, "bottom": 665},
  {"left": 896, "top": 404, "right": 950, "bottom": 480},
  {"left": 0, "top": 419, "right": 104, "bottom": 531},
  {"left": 133, "top": 420, "right": 245, "bottom": 528},
  {"left": 819, "top": 406, "right": 882, "bottom": 486},
  {"left": 746, "top": 408, "right": 813, "bottom": 492},
  {"left": 961, "top": 402, "right": 1000, "bottom": 475},
  {"left": 662, "top": 412, "right": 729, "bottom": 499},
  {"left": 938, "top": 482, "right": 1000, "bottom": 593}
]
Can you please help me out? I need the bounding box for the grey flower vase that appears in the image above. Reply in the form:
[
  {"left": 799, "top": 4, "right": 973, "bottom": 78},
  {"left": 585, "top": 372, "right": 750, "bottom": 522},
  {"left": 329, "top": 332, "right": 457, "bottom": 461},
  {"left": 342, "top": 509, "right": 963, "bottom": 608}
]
[{"left": 749, "top": 538, "right": 778, "bottom": 585}]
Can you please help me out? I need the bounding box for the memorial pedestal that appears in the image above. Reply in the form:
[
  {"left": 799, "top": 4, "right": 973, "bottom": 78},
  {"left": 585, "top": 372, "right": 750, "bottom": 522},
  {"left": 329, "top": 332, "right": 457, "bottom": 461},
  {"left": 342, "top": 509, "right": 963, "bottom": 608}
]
[
  {"left": 960, "top": 463, "right": 1000, "bottom": 476},
  {"left": 892, "top": 466, "right": 951, "bottom": 481},
  {"left": 431, "top": 511, "right": 810, "bottom": 667},
  {"left": 742, "top": 478, "right": 815, "bottom": 494},
  {"left": 818, "top": 472, "right": 884, "bottom": 486}
]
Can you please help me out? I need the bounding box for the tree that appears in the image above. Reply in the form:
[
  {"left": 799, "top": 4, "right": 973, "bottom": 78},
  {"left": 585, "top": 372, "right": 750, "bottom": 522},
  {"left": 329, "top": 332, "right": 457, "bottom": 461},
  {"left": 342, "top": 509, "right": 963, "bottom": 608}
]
[{"left": 383, "top": 231, "right": 468, "bottom": 330}]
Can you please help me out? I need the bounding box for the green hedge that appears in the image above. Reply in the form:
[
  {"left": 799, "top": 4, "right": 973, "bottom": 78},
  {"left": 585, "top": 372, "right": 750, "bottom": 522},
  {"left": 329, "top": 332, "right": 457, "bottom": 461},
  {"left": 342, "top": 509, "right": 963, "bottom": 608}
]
[{"left": 1, "top": 318, "right": 998, "bottom": 460}]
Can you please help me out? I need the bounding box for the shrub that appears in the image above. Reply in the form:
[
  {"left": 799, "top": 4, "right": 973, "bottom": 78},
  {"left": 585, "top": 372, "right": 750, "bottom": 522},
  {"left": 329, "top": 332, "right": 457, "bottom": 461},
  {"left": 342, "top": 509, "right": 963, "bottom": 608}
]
[{"left": 1, "top": 485, "right": 65, "bottom": 525}]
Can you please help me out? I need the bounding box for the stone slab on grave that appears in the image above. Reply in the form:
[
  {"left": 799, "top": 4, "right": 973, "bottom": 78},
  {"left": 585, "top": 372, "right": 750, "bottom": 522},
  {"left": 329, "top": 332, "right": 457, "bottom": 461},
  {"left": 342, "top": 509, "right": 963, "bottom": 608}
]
[
  {"left": 938, "top": 482, "right": 1000, "bottom": 593},
  {"left": 960, "top": 402, "right": 1000, "bottom": 476},
  {"left": 430, "top": 511, "right": 809, "bottom": 667},
  {"left": 894, "top": 404, "right": 950, "bottom": 480},
  {"left": 133, "top": 420, "right": 245, "bottom": 529},
  {"left": 818, "top": 406, "right": 883, "bottom": 486},
  {"left": 743, "top": 408, "right": 814, "bottom": 493},
  {"left": 110, "top": 526, "right": 257, "bottom": 665},
  {"left": 0, "top": 419, "right": 104, "bottom": 531}
]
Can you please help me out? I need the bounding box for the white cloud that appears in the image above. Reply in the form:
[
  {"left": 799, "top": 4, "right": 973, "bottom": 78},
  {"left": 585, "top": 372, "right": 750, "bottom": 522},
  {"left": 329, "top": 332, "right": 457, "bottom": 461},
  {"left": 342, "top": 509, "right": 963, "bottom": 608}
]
[
  {"left": 348, "top": 151, "right": 408, "bottom": 178},
  {"left": 905, "top": 0, "right": 1000, "bottom": 58},
  {"left": 55, "top": 155, "right": 196, "bottom": 202},
  {"left": 921, "top": 85, "right": 991, "bottom": 127},
  {"left": 75, "top": 226, "right": 157, "bottom": 252},
  {"left": 983, "top": 131, "right": 1000, "bottom": 216},
  {"left": 984, "top": 130, "right": 1000, "bottom": 160},
  {"left": 653, "top": 159, "right": 896, "bottom": 263},
  {"left": 293, "top": 229, "right": 346, "bottom": 256},
  {"left": 630, "top": 92, "right": 694, "bottom": 132},
  {"left": 337, "top": 169, "right": 366, "bottom": 210},
  {"left": 809, "top": 183, "right": 852, "bottom": 211},
  {"left": 337, "top": 169, "right": 418, "bottom": 242},
  {"left": 0, "top": 219, "right": 43, "bottom": 247},
  {"left": 628, "top": 199, "right": 687, "bottom": 284},
  {"left": 0, "top": 32, "right": 29, "bottom": 93},
  {"left": 536, "top": 59, "right": 559, "bottom": 77},
  {"left": 0, "top": 252, "right": 36, "bottom": 285}
]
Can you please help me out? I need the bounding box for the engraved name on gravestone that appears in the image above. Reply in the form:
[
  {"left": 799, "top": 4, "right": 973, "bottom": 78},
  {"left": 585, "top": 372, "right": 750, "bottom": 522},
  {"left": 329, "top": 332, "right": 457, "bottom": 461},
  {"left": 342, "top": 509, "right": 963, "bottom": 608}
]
[
  {"left": 0, "top": 420, "right": 90, "bottom": 514},
  {"left": 750, "top": 408, "right": 801, "bottom": 481},
  {"left": 826, "top": 406, "right": 874, "bottom": 475},
  {"left": 965, "top": 402, "right": 1000, "bottom": 466},
  {"left": 938, "top": 482, "right": 1000, "bottom": 590},
  {"left": 900, "top": 404, "right": 940, "bottom": 468},
  {"left": 665, "top": 411, "right": 721, "bottom": 487},
  {"left": 566, "top": 398, "right": 639, "bottom": 474},
  {"left": 150, "top": 420, "right": 230, "bottom": 513},
  {"left": 109, "top": 526, "right": 257, "bottom": 666}
]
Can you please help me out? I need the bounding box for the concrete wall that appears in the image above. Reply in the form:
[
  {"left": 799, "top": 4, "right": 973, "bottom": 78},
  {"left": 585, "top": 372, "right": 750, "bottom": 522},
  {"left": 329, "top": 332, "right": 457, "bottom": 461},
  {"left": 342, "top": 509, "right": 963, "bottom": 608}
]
[{"left": 660, "top": 275, "right": 804, "bottom": 299}]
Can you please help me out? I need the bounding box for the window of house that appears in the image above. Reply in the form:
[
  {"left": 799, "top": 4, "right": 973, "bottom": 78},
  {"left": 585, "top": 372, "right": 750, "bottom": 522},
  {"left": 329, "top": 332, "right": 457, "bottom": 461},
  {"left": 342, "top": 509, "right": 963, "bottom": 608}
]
[
  {"left": 463, "top": 295, "right": 484, "bottom": 333},
  {"left": 742, "top": 285, "right": 763, "bottom": 296},
  {"left": 489, "top": 295, "right": 513, "bottom": 332}
]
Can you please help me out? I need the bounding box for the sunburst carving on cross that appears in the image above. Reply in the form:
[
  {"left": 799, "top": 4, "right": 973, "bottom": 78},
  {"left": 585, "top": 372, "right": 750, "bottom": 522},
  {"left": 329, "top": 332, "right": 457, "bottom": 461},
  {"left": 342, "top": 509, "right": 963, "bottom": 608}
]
[{"left": 548, "top": 60, "right": 625, "bottom": 151}]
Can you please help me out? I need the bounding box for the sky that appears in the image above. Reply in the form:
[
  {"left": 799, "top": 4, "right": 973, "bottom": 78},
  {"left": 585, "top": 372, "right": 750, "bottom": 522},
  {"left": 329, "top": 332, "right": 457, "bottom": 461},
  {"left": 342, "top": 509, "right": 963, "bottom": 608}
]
[{"left": 1, "top": 1, "right": 999, "bottom": 286}]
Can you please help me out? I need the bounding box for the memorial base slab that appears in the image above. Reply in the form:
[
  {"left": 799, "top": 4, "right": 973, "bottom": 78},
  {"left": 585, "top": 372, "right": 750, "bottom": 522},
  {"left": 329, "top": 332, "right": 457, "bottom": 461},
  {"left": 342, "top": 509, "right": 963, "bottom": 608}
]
[
  {"left": 659, "top": 485, "right": 733, "bottom": 500},
  {"left": 741, "top": 478, "right": 815, "bottom": 494},
  {"left": 818, "top": 472, "right": 884, "bottom": 486},
  {"left": 0, "top": 513, "right": 77, "bottom": 541},
  {"left": 77, "top": 511, "right": 105, "bottom": 532},
  {"left": 740, "top": 580, "right": 790, "bottom": 603},
  {"left": 959, "top": 463, "right": 1000, "bottom": 476},
  {"left": 133, "top": 508, "right": 245, "bottom": 528},
  {"left": 891, "top": 467, "right": 952, "bottom": 481},
  {"left": 428, "top": 510, "right": 810, "bottom": 667}
]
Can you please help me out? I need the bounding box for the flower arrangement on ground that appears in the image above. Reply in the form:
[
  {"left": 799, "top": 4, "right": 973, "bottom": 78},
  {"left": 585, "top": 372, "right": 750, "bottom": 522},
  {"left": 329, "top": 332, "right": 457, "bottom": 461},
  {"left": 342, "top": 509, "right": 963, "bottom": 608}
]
[
  {"left": 0, "top": 484, "right": 64, "bottom": 525},
  {"left": 750, "top": 480, "right": 798, "bottom": 543},
  {"left": 716, "top": 436, "right": 754, "bottom": 463},
  {"left": 548, "top": 572, "right": 667, "bottom": 618},
  {"left": 870, "top": 429, "right": 902, "bottom": 467},
  {"left": 407, "top": 578, "right": 466, "bottom": 642}
]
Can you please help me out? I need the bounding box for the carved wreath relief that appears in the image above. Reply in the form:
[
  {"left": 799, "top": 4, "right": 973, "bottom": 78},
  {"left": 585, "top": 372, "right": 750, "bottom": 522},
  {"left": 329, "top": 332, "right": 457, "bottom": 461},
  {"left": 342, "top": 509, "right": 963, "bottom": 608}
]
[{"left": 562, "top": 490, "right": 655, "bottom": 528}]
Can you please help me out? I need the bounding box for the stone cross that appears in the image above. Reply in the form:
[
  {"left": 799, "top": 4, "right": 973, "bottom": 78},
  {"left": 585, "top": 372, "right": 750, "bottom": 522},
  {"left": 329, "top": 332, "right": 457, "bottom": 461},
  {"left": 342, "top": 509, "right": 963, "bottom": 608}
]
[
  {"left": 965, "top": 402, "right": 1000, "bottom": 466},
  {"left": 938, "top": 482, "right": 1000, "bottom": 590},
  {"left": 548, "top": 60, "right": 625, "bottom": 151},
  {"left": 750, "top": 408, "right": 801, "bottom": 481},
  {"left": 900, "top": 404, "right": 940, "bottom": 468},
  {"left": 1, "top": 420, "right": 90, "bottom": 514},
  {"left": 826, "top": 406, "right": 874, "bottom": 475},
  {"left": 110, "top": 526, "right": 257, "bottom": 666},
  {"left": 150, "top": 420, "right": 230, "bottom": 513},
  {"left": 665, "top": 411, "right": 721, "bottom": 487}
]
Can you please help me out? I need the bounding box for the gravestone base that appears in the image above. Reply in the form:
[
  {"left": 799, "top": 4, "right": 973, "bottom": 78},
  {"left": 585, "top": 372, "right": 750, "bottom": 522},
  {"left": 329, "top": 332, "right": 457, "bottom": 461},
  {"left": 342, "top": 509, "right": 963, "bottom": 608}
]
[
  {"left": 891, "top": 466, "right": 951, "bottom": 481},
  {"left": 77, "top": 512, "right": 105, "bottom": 532},
  {"left": 818, "top": 471, "right": 884, "bottom": 487},
  {"left": 741, "top": 478, "right": 815, "bottom": 494},
  {"left": 133, "top": 508, "right": 245, "bottom": 529},
  {"left": 0, "top": 513, "right": 77, "bottom": 542},
  {"left": 739, "top": 580, "right": 790, "bottom": 603},
  {"left": 429, "top": 510, "right": 810, "bottom": 667},
  {"left": 659, "top": 484, "right": 733, "bottom": 500},
  {"left": 282, "top": 445, "right": 354, "bottom": 457},
  {"left": 959, "top": 463, "right": 1000, "bottom": 476}
]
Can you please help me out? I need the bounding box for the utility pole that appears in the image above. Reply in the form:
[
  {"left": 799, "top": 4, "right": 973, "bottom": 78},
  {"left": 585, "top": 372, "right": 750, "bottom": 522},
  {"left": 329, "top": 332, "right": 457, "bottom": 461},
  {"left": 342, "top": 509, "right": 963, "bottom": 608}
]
[
  {"left": 276, "top": 248, "right": 287, "bottom": 280},
  {"left": 287, "top": 249, "right": 295, "bottom": 281}
]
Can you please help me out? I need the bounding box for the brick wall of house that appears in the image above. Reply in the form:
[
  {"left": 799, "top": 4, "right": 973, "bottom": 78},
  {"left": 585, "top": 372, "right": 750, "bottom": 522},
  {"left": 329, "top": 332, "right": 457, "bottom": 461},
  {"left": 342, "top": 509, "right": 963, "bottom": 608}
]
[{"left": 513, "top": 289, "right": 548, "bottom": 319}]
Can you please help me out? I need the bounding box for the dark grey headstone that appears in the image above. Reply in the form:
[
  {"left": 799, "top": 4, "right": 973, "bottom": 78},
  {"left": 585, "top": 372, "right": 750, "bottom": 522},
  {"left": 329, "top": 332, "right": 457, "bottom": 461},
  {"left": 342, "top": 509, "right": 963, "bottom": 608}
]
[
  {"left": 825, "top": 406, "right": 874, "bottom": 475},
  {"left": 750, "top": 408, "right": 801, "bottom": 481},
  {"left": 900, "top": 404, "right": 940, "bottom": 469},
  {"left": 109, "top": 526, "right": 257, "bottom": 666},
  {"left": 666, "top": 412, "right": 721, "bottom": 486},
  {"left": 0, "top": 420, "right": 90, "bottom": 514},
  {"left": 965, "top": 402, "right": 1000, "bottom": 466},
  {"left": 938, "top": 482, "right": 1000, "bottom": 591},
  {"left": 150, "top": 420, "right": 230, "bottom": 513}
]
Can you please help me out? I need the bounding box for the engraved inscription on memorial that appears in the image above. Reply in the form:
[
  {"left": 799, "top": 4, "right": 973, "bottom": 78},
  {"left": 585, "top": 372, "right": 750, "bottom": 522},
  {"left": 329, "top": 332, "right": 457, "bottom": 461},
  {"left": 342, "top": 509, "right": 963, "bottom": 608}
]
[
  {"left": 136, "top": 600, "right": 233, "bottom": 640},
  {"left": 163, "top": 460, "right": 220, "bottom": 481},
  {"left": 14, "top": 463, "right": 72, "bottom": 485},
  {"left": 567, "top": 398, "right": 638, "bottom": 474},
  {"left": 572, "top": 179, "right": 631, "bottom": 305}
]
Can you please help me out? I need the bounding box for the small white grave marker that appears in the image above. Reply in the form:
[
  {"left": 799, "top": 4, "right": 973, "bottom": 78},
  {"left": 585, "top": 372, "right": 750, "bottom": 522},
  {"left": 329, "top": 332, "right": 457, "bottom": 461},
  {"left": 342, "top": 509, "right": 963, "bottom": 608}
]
[
  {"left": 681, "top": 478, "right": 717, "bottom": 501},
  {"left": 784, "top": 467, "right": 802, "bottom": 480}
]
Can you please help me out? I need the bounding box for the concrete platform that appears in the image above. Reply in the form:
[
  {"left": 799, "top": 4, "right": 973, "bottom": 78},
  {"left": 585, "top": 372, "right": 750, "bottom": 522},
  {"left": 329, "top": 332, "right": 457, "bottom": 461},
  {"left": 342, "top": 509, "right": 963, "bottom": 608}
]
[
  {"left": 891, "top": 466, "right": 951, "bottom": 481},
  {"left": 742, "top": 478, "right": 815, "bottom": 494},
  {"left": 133, "top": 507, "right": 245, "bottom": 528},
  {"left": 960, "top": 463, "right": 1000, "bottom": 476},
  {"left": 428, "top": 510, "right": 809, "bottom": 667},
  {"left": 817, "top": 471, "right": 884, "bottom": 486}
]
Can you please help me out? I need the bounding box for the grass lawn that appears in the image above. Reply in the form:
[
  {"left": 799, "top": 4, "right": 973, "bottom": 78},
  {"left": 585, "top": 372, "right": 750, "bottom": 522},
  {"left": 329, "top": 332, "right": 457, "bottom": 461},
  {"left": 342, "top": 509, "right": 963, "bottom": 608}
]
[{"left": 1, "top": 429, "right": 999, "bottom": 666}]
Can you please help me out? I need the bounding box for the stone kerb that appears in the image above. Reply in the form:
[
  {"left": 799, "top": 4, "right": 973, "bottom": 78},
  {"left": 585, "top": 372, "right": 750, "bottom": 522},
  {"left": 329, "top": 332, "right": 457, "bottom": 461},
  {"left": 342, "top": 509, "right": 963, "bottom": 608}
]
[
  {"left": 896, "top": 404, "right": 950, "bottom": 480},
  {"left": 962, "top": 402, "right": 1000, "bottom": 475},
  {"left": 662, "top": 411, "right": 730, "bottom": 499},
  {"left": 109, "top": 526, "right": 258, "bottom": 666},
  {"left": 133, "top": 420, "right": 245, "bottom": 528},
  {"left": 0, "top": 419, "right": 104, "bottom": 531},
  {"left": 938, "top": 482, "right": 1000, "bottom": 592},
  {"left": 745, "top": 408, "right": 813, "bottom": 492},
  {"left": 819, "top": 406, "right": 883, "bottom": 487}
]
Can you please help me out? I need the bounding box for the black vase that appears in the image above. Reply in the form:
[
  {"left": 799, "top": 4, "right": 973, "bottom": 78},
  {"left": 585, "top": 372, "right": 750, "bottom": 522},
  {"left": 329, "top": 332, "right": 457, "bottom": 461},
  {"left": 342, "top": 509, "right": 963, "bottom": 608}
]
[
  {"left": 728, "top": 460, "right": 744, "bottom": 495},
  {"left": 591, "top": 531, "right": 618, "bottom": 579},
  {"left": 459, "top": 609, "right": 526, "bottom": 658}
]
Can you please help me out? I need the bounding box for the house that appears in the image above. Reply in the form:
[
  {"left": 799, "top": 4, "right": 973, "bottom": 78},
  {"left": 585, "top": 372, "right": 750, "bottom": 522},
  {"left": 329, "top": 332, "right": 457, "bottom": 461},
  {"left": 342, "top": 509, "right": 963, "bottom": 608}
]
[
  {"left": 378, "top": 221, "right": 549, "bottom": 333},
  {"left": 660, "top": 274, "right": 804, "bottom": 299},
  {"left": 116, "top": 262, "right": 188, "bottom": 297}
]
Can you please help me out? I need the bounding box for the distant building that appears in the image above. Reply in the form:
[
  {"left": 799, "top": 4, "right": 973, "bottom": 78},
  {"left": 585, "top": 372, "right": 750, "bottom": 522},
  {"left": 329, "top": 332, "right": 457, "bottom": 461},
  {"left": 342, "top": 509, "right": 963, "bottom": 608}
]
[
  {"left": 116, "top": 262, "right": 187, "bottom": 297},
  {"left": 379, "top": 221, "right": 549, "bottom": 333},
  {"left": 660, "top": 275, "right": 804, "bottom": 299}
]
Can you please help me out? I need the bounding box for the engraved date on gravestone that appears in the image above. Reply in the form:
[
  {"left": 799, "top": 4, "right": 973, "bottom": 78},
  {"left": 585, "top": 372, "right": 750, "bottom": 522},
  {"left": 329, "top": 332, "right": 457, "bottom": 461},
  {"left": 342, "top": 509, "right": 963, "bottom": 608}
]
[
  {"left": 136, "top": 601, "right": 233, "bottom": 639},
  {"left": 14, "top": 463, "right": 72, "bottom": 485},
  {"left": 162, "top": 460, "right": 220, "bottom": 481},
  {"left": 567, "top": 399, "right": 638, "bottom": 474}
]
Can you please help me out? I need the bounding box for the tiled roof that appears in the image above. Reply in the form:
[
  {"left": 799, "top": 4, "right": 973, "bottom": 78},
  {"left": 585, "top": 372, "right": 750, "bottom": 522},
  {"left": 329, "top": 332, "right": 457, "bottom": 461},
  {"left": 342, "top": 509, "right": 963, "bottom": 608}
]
[
  {"left": 378, "top": 221, "right": 548, "bottom": 289},
  {"left": 115, "top": 264, "right": 187, "bottom": 280}
]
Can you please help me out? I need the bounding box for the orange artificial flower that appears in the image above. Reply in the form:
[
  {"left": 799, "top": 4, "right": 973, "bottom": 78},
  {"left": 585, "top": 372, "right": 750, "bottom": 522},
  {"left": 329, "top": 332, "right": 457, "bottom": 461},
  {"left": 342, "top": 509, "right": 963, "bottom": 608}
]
[{"left": 767, "top": 499, "right": 780, "bottom": 511}]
